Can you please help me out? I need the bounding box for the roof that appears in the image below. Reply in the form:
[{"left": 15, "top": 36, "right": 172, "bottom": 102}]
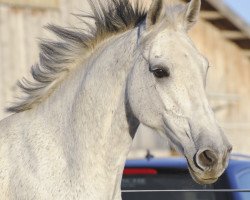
[
  {"left": 184, "top": 0, "right": 250, "bottom": 60},
  {"left": 125, "top": 157, "right": 250, "bottom": 169}
]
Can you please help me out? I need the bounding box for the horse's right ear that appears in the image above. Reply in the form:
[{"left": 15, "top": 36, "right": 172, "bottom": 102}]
[{"left": 146, "top": 0, "right": 164, "bottom": 29}]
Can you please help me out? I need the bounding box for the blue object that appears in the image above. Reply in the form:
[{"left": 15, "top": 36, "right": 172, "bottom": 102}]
[
  {"left": 124, "top": 156, "right": 250, "bottom": 200},
  {"left": 226, "top": 159, "right": 250, "bottom": 200}
]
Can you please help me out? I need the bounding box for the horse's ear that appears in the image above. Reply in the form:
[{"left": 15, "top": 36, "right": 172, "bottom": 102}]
[
  {"left": 146, "top": 0, "right": 164, "bottom": 29},
  {"left": 184, "top": 0, "right": 201, "bottom": 30}
]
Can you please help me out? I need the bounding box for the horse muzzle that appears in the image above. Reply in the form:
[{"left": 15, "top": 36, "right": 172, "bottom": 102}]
[{"left": 186, "top": 146, "right": 232, "bottom": 185}]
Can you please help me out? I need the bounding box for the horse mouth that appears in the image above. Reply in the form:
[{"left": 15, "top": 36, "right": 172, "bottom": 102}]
[{"left": 188, "top": 166, "right": 218, "bottom": 185}]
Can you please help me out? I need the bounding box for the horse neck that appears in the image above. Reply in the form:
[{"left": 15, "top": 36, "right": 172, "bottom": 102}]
[{"left": 37, "top": 28, "right": 140, "bottom": 199}]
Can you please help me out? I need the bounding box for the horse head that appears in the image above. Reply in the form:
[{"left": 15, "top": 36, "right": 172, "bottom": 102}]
[{"left": 127, "top": 0, "right": 232, "bottom": 184}]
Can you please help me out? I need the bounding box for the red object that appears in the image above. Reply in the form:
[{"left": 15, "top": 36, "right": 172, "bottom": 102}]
[{"left": 123, "top": 168, "right": 158, "bottom": 175}]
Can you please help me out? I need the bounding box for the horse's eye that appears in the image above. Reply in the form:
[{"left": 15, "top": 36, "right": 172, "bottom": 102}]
[{"left": 150, "top": 67, "right": 170, "bottom": 78}]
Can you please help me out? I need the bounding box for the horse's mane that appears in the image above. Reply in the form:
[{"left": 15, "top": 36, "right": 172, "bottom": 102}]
[{"left": 7, "top": 0, "right": 147, "bottom": 113}]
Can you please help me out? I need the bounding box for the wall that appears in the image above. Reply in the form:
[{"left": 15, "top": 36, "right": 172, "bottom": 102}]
[{"left": 0, "top": 0, "right": 88, "bottom": 119}]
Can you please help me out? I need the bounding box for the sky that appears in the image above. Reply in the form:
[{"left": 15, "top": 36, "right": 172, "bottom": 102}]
[{"left": 223, "top": 0, "right": 250, "bottom": 24}]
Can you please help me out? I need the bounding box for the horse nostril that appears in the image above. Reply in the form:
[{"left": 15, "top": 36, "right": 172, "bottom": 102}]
[{"left": 196, "top": 149, "right": 217, "bottom": 170}]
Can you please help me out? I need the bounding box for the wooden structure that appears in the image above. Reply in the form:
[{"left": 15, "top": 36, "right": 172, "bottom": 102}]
[
  {"left": 0, "top": 0, "right": 250, "bottom": 155},
  {"left": 190, "top": 0, "right": 250, "bottom": 155}
]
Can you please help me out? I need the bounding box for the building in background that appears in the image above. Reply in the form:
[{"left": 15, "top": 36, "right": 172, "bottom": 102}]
[{"left": 0, "top": 0, "right": 250, "bottom": 156}]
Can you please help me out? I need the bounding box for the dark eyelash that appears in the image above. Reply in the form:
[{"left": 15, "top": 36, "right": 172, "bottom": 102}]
[{"left": 150, "top": 66, "right": 170, "bottom": 78}]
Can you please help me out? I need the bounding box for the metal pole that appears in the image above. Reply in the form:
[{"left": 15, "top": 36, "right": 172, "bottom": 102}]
[{"left": 122, "top": 189, "right": 250, "bottom": 193}]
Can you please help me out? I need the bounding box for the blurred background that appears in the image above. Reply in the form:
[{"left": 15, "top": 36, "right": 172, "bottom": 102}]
[{"left": 0, "top": 0, "right": 249, "bottom": 158}]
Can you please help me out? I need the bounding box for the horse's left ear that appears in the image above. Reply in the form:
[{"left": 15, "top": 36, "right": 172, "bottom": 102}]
[
  {"left": 146, "top": 0, "right": 164, "bottom": 29},
  {"left": 184, "top": 0, "right": 201, "bottom": 30}
]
